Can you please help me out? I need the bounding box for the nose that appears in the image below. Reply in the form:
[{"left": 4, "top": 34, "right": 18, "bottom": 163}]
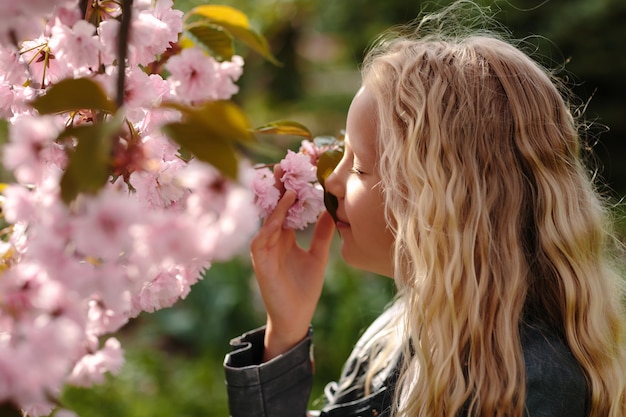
[{"left": 323, "top": 163, "right": 344, "bottom": 199}]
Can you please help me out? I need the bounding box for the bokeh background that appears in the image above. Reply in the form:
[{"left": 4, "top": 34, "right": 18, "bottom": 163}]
[{"left": 62, "top": 0, "right": 626, "bottom": 415}]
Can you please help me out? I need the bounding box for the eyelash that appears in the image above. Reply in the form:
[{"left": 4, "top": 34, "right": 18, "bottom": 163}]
[{"left": 350, "top": 167, "right": 364, "bottom": 175}]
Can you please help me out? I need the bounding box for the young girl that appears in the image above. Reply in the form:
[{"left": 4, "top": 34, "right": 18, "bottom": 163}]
[{"left": 223, "top": 3, "right": 626, "bottom": 416}]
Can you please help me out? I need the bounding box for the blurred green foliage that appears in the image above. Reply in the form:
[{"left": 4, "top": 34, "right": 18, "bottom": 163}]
[{"left": 62, "top": 1, "right": 625, "bottom": 416}]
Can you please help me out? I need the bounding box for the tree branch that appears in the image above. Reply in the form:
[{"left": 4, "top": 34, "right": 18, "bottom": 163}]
[{"left": 116, "top": 0, "right": 133, "bottom": 108}]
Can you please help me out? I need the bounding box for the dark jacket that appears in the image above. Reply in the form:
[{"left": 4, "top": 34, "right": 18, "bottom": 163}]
[{"left": 224, "top": 308, "right": 589, "bottom": 417}]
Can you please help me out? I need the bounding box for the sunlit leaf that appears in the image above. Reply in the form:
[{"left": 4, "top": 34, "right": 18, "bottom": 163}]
[
  {"left": 58, "top": 119, "right": 121, "bottom": 204},
  {"left": 163, "top": 100, "right": 254, "bottom": 145},
  {"left": 184, "top": 22, "right": 234, "bottom": 60},
  {"left": 31, "top": 78, "right": 116, "bottom": 115},
  {"left": 179, "top": 36, "right": 195, "bottom": 49},
  {"left": 161, "top": 101, "right": 253, "bottom": 179},
  {"left": 317, "top": 148, "right": 343, "bottom": 222},
  {"left": 162, "top": 121, "right": 238, "bottom": 179},
  {"left": 254, "top": 120, "right": 313, "bottom": 139},
  {"left": 316, "top": 148, "right": 343, "bottom": 186},
  {"left": 190, "top": 5, "right": 250, "bottom": 28},
  {"left": 188, "top": 5, "right": 280, "bottom": 65}
]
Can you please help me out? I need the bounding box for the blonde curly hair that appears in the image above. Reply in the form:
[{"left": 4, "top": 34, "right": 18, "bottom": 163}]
[{"left": 361, "top": 3, "right": 626, "bottom": 417}]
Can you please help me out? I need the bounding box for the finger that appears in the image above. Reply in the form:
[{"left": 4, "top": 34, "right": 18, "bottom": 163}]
[
  {"left": 273, "top": 164, "right": 286, "bottom": 194},
  {"left": 309, "top": 211, "right": 336, "bottom": 259},
  {"left": 251, "top": 190, "right": 297, "bottom": 249},
  {"left": 264, "top": 189, "right": 296, "bottom": 230}
]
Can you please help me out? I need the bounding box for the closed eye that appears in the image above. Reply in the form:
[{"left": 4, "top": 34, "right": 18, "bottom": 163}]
[{"left": 350, "top": 167, "right": 364, "bottom": 175}]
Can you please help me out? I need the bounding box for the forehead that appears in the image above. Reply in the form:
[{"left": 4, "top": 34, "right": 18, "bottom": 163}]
[{"left": 346, "top": 87, "right": 378, "bottom": 156}]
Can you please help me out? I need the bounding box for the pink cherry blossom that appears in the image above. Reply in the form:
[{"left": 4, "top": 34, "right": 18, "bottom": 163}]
[
  {"left": 8, "top": 85, "right": 37, "bottom": 117},
  {"left": 208, "top": 186, "right": 259, "bottom": 261},
  {"left": 131, "top": 268, "right": 192, "bottom": 315},
  {"left": 121, "top": 67, "right": 163, "bottom": 123},
  {"left": 0, "top": 0, "right": 73, "bottom": 47},
  {"left": 0, "top": 82, "right": 14, "bottom": 119},
  {"left": 252, "top": 144, "right": 328, "bottom": 229},
  {"left": 0, "top": 46, "right": 28, "bottom": 85},
  {"left": 213, "top": 55, "right": 245, "bottom": 100},
  {"left": 128, "top": 159, "right": 187, "bottom": 209},
  {"left": 19, "top": 36, "right": 70, "bottom": 88},
  {"left": 130, "top": 12, "right": 171, "bottom": 65},
  {"left": 90, "top": 263, "right": 132, "bottom": 314},
  {"left": 52, "top": 409, "right": 79, "bottom": 417},
  {"left": 49, "top": 19, "right": 100, "bottom": 71},
  {"left": 280, "top": 149, "right": 318, "bottom": 190},
  {"left": 20, "top": 402, "right": 55, "bottom": 417},
  {"left": 298, "top": 138, "right": 341, "bottom": 166},
  {"left": 86, "top": 298, "right": 129, "bottom": 336},
  {"left": 97, "top": 2, "right": 183, "bottom": 67},
  {"left": 165, "top": 47, "right": 220, "bottom": 103},
  {"left": 2, "top": 115, "right": 65, "bottom": 185},
  {"left": 165, "top": 48, "right": 244, "bottom": 104},
  {"left": 140, "top": 131, "right": 181, "bottom": 163},
  {"left": 284, "top": 184, "right": 325, "bottom": 230},
  {"left": 132, "top": 2, "right": 182, "bottom": 62},
  {"left": 130, "top": 212, "right": 204, "bottom": 269},
  {"left": 2, "top": 185, "right": 37, "bottom": 224},
  {"left": 71, "top": 190, "right": 142, "bottom": 261},
  {"left": 97, "top": 19, "right": 120, "bottom": 66},
  {"left": 7, "top": 315, "right": 83, "bottom": 408},
  {"left": 0, "top": 0, "right": 266, "bottom": 414},
  {"left": 48, "top": 4, "right": 82, "bottom": 29},
  {"left": 68, "top": 337, "right": 124, "bottom": 387},
  {"left": 125, "top": 68, "right": 160, "bottom": 108},
  {"left": 253, "top": 166, "right": 280, "bottom": 218},
  {"left": 152, "top": 0, "right": 184, "bottom": 35}
]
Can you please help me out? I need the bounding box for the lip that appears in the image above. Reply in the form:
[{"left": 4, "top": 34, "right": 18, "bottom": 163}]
[{"left": 335, "top": 220, "right": 350, "bottom": 228}]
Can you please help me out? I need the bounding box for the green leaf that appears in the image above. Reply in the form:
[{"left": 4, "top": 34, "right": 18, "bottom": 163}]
[
  {"left": 58, "top": 121, "right": 119, "bottom": 204},
  {"left": 162, "top": 121, "right": 238, "bottom": 179},
  {"left": 324, "top": 191, "right": 340, "bottom": 224},
  {"left": 0, "top": 119, "right": 8, "bottom": 145},
  {"left": 188, "top": 5, "right": 280, "bottom": 65},
  {"left": 317, "top": 148, "right": 343, "bottom": 223},
  {"left": 161, "top": 101, "right": 252, "bottom": 179},
  {"left": 31, "top": 78, "right": 116, "bottom": 115},
  {"left": 316, "top": 148, "right": 343, "bottom": 186},
  {"left": 184, "top": 22, "right": 235, "bottom": 60},
  {"left": 254, "top": 120, "right": 313, "bottom": 139}
]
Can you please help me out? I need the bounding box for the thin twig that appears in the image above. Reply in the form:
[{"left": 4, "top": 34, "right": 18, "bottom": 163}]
[
  {"left": 79, "top": 0, "right": 89, "bottom": 19},
  {"left": 116, "top": 0, "right": 133, "bottom": 108}
]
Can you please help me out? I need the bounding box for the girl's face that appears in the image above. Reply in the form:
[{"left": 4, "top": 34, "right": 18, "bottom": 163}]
[{"left": 325, "top": 87, "right": 394, "bottom": 278}]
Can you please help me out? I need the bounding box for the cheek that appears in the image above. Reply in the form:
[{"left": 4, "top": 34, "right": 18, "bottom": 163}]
[{"left": 347, "top": 186, "right": 389, "bottom": 238}]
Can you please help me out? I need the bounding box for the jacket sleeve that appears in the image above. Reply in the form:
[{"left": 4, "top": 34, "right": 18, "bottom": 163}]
[{"left": 224, "top": 326, "right": 314, "bottom": 417}]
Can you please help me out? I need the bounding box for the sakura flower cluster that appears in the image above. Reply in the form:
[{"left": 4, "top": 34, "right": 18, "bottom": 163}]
[
  {"left": 253, "top": 139, "right": 340, "bottom": 230},
  {"left": 0, "top": 1, "right": 257, "bottom": 416}
]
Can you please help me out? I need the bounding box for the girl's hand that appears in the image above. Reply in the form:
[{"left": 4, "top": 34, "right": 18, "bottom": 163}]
[{"left": 250, "top": 188, "right": 335, "bottom": 361}]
